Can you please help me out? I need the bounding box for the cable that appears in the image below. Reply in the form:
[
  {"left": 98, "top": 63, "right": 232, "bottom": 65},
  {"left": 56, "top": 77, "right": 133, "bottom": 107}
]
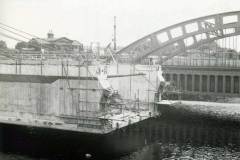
[
  {"left": 0, "top": 25, "right": 55, "bottom": 50},
  {"left": 0, "top": 22, "right": 39, "bottom": 38},
  {"left": 0, "top": 31, "right": 47, "bottom": 51},
  {"left": 0, "top": 31, "right": 25, "bottom": 42},
  {"left": 0, "top": 21, "right": 56, "bottom": 51},
  {"left": 0, "top": 26, "right": 31, "bottom": 40}
]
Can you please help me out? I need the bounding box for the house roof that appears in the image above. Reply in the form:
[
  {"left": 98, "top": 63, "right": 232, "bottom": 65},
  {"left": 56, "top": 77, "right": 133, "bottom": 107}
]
[
  {"left": 48, "top": 37, "right": 73, "bottom": 43},
  {"left": 30, "top": 38, "right": 50, "bottom": 45},
  {"left": 72, "top": 40, "right": 82, "bottom": 46},
  {"left": 30, "top": 37, "right": 82, "bottom": 46}
]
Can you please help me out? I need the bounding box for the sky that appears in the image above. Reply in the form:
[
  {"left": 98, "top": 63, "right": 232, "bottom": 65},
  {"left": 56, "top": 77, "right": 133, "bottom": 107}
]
[{"left": 0, "top": 0, "right": 240, "bottom": 48}]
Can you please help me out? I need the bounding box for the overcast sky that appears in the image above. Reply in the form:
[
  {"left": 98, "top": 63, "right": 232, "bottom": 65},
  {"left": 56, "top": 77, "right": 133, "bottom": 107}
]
[{"left": 0, "top": 0, "right": 240, "bottom": 48}]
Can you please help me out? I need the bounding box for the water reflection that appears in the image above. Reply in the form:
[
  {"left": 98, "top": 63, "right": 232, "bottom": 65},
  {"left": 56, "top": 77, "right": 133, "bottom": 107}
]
[
  {"left": 1, "top": 110, "right": 240, "bottom": 160},
  {"left": 119, "top": 143, "right": 240, "bottom": 160},
  {"left": 117, "top": 115, "right": 240, "bottom": 160}
]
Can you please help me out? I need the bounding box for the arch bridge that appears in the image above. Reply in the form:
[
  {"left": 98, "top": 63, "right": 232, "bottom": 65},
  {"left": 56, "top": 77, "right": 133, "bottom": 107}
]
[{"left": 117, "top": 11, "right": 240, "bottom": 64}]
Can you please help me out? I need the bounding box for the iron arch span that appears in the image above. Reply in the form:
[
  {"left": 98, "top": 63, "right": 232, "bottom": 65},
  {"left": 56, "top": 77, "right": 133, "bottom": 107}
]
[{"left": 116, "top": 11, "right": 240, "bottom": 64}]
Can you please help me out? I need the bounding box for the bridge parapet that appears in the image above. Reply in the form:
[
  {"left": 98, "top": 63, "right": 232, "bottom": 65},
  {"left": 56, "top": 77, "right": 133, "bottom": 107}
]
[{"left": 163, "top": 57, "right": 240, "bottom": 68}]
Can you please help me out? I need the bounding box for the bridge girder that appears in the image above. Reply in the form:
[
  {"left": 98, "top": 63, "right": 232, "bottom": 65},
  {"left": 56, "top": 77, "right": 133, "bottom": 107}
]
[{"left": 117, "top": 11, "right": 240, "bottom": 64}]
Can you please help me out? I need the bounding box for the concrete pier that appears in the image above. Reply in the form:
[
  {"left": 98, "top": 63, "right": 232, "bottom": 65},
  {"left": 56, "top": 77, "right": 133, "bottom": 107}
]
[{"left": 0, "top": 59, "right": 158, "bottom": 134}]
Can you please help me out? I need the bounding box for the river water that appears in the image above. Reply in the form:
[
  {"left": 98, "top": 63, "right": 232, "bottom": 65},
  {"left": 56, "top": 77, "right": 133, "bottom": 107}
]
[
  {"left": 118, "top": 143, "right": 240, "bottom": 160},
  {"left": 1, "top": 111, "right": 240, "bottom": 160},
  {"left": 1, "top": 143, "right": 240, "bottom": 160}
]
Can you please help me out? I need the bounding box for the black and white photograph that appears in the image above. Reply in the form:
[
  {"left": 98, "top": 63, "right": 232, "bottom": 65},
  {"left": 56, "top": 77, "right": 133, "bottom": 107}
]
[{"left": 1, "top": 0, "right": 240, "bottom": 159}]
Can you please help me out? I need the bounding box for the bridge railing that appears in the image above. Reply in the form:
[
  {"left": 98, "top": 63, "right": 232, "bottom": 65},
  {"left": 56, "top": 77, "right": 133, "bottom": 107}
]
[{"left": 163, "top": 57, "right": 240, "bottom": 68}]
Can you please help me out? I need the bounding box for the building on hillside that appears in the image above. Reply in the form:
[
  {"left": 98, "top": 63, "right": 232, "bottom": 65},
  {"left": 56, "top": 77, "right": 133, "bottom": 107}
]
[{"left": 28, "top": 31, "right": 83, "bottom": 53}]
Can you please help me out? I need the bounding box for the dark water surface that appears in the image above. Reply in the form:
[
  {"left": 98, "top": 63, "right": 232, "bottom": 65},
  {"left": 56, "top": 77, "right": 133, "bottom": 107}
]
[
  {"left": 1, "top": 110, "right": 240, "bottom": 160},
  {"left": 118, "top": 143, "right": 240, "bottom": 160},
  {"left": 1, "top": 143, "right": 240, "bottom": 160}
]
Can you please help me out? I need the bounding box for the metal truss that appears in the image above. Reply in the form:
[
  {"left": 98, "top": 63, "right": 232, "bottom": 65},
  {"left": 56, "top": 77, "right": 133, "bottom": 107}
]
[{"left": 116, "top": 11, "right": 240, "bottom": 64}]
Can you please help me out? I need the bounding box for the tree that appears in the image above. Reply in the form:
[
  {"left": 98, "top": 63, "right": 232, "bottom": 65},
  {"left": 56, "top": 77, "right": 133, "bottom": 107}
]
[
  {"left": 0, "top": 40, "right": 7, "bottom": 49},
  {"left": 15, "top": 41, "right": 28, "bottom": 50},
  {"left": 28, "top": 40, "right": 41, "bottom": 51}
]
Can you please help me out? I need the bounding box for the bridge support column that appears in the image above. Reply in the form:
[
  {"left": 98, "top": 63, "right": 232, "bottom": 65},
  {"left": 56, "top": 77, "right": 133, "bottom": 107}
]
[
  {"left": 239, "top": 76, "right": 240, "bottom": 94},
  {"left": 199, "top": 75, "right": 202, "bottom": 92},
  {"left": 177, "top": 74, "right": 180, "bottom": 90},
  {"left": 233, "top": 76, "right": 240, "bottom": 94},
  {"left": 217, "top": 75, "right": 223, "bottom": 93},
  {"left": 225, "top": 76, "right": 231, "bottom": 93},
  {"left": 170, "top": 74, "right": 173, "bottom": 83},
  {"left": 184, "top": 74, "right": 187, "bottom": 91},
  {"left": 206, "top": 75, "right": 210, "bottom": 93},
  {"left": 209, "top": 75, "right": 215, "bottom": 92},
  {"left": 231, "top": 76, "right": 234, "bottom": 94},
  {"left": 215, "top": 75, "right": 218, "bottom": 93},
  {"left": 187, "top": 75, "right": 192, "bottom": 91},
  {"left": 192, "top": 75, "right": 195, "bottom": 92},
  {"left": 179, "top": 74, "right": 185, "bottom": 91},
  {"left": 201, "top": 75, "right": 207, "bottom": 92},
  {"left": 223, "top": 75, "right": 226, "bottom": 93}
]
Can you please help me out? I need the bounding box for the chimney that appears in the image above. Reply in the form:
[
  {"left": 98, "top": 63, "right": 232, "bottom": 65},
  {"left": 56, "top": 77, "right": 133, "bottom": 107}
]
[{"left": 47, "top": 30, "right": 54, "bottom": 39}]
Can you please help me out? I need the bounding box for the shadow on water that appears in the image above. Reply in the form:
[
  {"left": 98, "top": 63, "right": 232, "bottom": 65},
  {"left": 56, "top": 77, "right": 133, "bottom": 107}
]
[
  {"left": 116, "top": 105, "right": 240, "bottom": 160},
  {"left": 1, "top": 106, "right": 240, "bottom": 160}
]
